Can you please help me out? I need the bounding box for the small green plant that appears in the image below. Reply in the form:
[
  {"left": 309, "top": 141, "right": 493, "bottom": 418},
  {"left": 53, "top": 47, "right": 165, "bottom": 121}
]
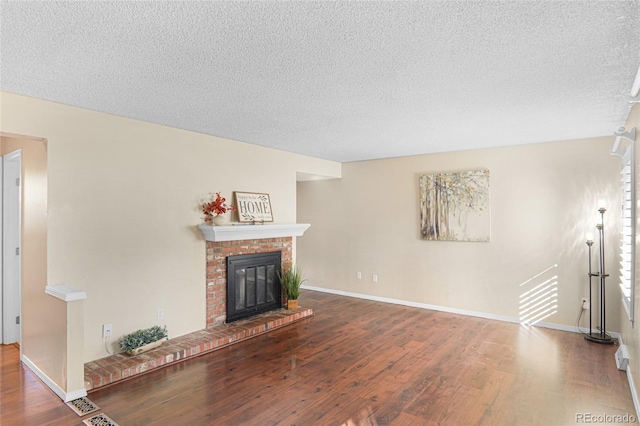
[
  {"left": 278, "top": 265, "right": 306, "bottom": 300},
  {"left": 120, "top": 325, "right": 168, "bottom": 355}
]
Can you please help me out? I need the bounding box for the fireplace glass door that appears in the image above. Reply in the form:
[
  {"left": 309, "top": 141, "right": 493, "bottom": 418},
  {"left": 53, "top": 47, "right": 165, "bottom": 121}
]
[{"left": 226, "top": 252, "right": 282, "bottom": 322}]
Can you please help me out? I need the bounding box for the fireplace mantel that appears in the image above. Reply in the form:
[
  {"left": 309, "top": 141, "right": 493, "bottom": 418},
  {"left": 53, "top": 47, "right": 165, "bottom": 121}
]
[{"left": 197, "top": 223, "right": 310, "bottom": 242}]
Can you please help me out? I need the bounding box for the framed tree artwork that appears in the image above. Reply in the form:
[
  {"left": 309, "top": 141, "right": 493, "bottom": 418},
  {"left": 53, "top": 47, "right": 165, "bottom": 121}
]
[{"left": 419, "top": 169, "right": 490, "bottom": 242}]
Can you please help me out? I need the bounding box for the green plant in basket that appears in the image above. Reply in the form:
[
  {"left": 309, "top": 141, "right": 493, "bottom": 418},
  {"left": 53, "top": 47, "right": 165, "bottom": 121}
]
[{"left": 120, "top": 325, "right": 168, "bottom": 355}]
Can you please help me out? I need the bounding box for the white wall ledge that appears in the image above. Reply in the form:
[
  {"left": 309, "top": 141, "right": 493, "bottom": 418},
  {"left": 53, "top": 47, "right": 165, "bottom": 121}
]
[
  {"left": 197, "top": 223, "right": 310, "bottom": 242},
  {"left": 45, "top": 285, "right": 87, "bottom": 302}
]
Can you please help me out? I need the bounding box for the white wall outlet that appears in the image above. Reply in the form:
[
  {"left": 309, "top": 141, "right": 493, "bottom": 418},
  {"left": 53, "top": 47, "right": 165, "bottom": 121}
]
[
  {"left": 102, "top": 323, "right": 112, "bottom": 338},
  {"left": 356, "top": 272, "right": 362, "bottom": 279},
  {"left": 158, "top": 308, "right": 164, "bottom": 320},
  {"left": 373, "top": 274, "right": 378, "bottom": 283},
  {"left": 581, "top": 298, "right": 590, "bottom": 310}
]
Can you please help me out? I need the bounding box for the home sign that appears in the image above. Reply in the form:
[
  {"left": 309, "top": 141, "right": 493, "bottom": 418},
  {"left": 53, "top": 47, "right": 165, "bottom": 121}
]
[{"left": 234, "top": 192, "right": 274, "bottom": 223}]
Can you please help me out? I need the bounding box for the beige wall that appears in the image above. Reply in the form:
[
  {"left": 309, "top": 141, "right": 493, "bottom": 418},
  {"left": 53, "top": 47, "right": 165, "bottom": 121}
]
[
  {"left": 0, "top": 91, "right": 341, "bottom": 378},
  {"left": 0, "top": 136, "right": 59, "bottom": 386},
  {"left": 619, "top": 103, "right": 640, "bottom": 407},
  {"left": 298, "top": 136, "right": 622, "bottom": 331}
]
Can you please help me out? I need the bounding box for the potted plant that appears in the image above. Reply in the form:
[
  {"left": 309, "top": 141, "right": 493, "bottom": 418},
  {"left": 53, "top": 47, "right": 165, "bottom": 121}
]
[
  {"left": 278, "top": 265, "right": 305, "bottom": 310},
  {"left": 201, "top": 192, "right": 237, "bottom": 225},
  {"left": 120, "top": 325, "right": 168, "bottom": 355}
]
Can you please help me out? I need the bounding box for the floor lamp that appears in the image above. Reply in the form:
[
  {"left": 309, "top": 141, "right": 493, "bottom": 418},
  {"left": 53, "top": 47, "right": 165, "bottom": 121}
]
[{"left": 585, "top": 201, "right": 614, "bottom": 344}]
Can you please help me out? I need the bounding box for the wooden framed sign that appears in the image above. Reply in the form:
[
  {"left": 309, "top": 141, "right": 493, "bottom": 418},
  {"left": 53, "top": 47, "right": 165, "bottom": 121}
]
[{"left": 234, "top": 192, "right": 274, "bottom": 223}]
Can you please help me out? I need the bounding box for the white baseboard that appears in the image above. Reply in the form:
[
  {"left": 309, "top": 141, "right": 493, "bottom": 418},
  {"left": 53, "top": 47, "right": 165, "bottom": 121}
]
[
  {"left": 21, "top": 355, "right": 87, "bottom": 402},
  {"left": 535, "top": 322, "right": 621, "bottom": 340},
  {"left": 303, "top": 284, "right": 521, "bottom": 322},
  {"left": 65, "top": 387, "right": 88, "bottom": 402},
  {"left": 617, "top": 335, "right": 640, "bottom": 419},
  {"left": 301, "top": 285, "right": 620, "bottom": 338},
  {"left": 627, "top": 366, "right": 640, "bottom": 420}
]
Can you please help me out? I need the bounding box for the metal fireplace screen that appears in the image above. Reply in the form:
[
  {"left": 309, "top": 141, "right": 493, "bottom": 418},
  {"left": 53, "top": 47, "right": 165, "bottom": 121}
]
[{"left": 226, "top": 252, "right": 282, "bottom": 322}]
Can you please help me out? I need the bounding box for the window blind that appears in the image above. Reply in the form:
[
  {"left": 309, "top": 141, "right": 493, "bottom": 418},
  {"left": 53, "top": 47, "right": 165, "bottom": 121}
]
[{"left": 620, "top": 143, "right": 635, "bottom": 322}]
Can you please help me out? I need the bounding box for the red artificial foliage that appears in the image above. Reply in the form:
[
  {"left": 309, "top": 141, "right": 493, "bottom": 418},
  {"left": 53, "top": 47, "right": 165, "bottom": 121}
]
[{"left": 202, "top": 192, "right": 237, "bottom": 221}]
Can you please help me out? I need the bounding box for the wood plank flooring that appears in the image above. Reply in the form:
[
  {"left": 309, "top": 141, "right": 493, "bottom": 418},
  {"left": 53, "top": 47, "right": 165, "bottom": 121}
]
[
  {"left": 0, "top": 344, "right": 81, "bottom": 425},
  {"left": 1, "top": 290, "right": 636, "bottom": 425}
]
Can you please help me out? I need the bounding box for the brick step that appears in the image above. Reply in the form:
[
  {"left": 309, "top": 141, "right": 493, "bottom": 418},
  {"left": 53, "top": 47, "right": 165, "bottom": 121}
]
[{"left": 84, "top": 307, "right": 313, "bottom": 391}]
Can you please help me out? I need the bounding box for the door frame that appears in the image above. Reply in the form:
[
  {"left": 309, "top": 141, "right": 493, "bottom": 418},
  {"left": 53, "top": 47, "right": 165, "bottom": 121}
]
[{"left": 2, "top": 149, "right": 22, "bottom": 344}]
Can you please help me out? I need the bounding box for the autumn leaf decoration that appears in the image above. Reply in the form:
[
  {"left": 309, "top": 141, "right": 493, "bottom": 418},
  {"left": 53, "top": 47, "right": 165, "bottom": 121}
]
[{"left": 202, "top": 192, "right": 237, "bottom": 222}]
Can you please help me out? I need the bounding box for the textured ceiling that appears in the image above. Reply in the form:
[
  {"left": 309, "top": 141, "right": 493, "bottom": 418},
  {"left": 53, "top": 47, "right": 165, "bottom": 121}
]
[{"left": 1, "top": 1, "right": 639, "bottom": 162}]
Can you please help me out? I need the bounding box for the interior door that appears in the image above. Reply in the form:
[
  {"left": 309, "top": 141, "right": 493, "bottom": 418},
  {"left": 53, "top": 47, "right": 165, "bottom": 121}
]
[{"left": 3, "top": 150, "right": 21, "bottom": 344}]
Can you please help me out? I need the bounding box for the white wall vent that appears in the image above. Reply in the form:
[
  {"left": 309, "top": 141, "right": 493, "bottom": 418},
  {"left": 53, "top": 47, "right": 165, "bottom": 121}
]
[{"left": 616, "top": 344, "right": 629, "bottom": 371}]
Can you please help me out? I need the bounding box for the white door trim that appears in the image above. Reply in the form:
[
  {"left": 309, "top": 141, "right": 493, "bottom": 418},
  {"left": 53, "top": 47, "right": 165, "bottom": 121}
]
[{"left": 2, "top": 149, "right": 21, "bottom": 344}]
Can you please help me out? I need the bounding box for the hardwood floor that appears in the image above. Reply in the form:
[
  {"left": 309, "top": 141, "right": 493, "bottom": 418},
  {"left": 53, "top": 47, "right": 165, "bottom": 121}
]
[
  {"left": 0, "top": 344, "right": 81, "bottom": 425},
  {"left": 1, "top": 290, "right": 636, "bottom": 425}
]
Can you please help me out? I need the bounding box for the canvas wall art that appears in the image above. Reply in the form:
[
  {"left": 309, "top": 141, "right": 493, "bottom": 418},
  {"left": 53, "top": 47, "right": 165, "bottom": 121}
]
[{"left": 419, "top": 169, "right": 490, "bottom": 242}]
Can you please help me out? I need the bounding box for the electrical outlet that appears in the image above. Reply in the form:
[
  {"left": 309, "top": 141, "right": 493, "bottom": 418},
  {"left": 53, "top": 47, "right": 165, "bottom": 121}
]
[
  {"left": 102, "top": 323, "right": 112, "bottom": 338},
  {"left": 581, "top": 298, "right": 590, "bottom": 310},
  {"left": 158, "top": 308, "right": 164, "bottom": 320},
  {"left": 356, "top": 272, "right": 362, "bottom": 279},
  {"left": 373, "top": 274, "right": 378, "bottom": 283}
]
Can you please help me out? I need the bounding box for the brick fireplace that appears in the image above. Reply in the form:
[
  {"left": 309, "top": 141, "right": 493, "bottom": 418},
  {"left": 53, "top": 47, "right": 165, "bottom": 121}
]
[
  {"left": 206, "top": 237, "right": 292, "bottom": 326},
  {"left": 198, "top": 223, "right": 311, "bottom": 327},
  {"left": 83, "top": 223, "right": 313, "bottom": 392}
]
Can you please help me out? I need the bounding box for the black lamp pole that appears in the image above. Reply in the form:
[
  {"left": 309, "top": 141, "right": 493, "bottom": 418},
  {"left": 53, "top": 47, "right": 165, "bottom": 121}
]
[
  {"left": 585, "top": 206, "right": 614, "bottom": 344},
  {"left": 586, "top": 238, "right": 593, "bottom": 335}
]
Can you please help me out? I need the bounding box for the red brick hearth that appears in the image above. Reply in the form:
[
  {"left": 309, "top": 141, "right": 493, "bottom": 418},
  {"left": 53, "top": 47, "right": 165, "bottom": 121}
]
[{"left": 85, "top": 307, "right": 313, "bottom": 391}]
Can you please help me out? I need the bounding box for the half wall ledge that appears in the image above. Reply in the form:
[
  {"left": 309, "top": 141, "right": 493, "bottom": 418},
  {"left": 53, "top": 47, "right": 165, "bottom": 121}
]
[
  {"left": 45, "top": 284, "right": 87, "bottom": 302},
  {"left": 197, "top": 223, "right": 310, "bottom": 242}
]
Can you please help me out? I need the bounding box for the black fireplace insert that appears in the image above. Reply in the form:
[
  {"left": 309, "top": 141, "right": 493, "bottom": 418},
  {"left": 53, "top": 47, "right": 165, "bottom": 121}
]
[{"left": 226, "top": 252, "right": 282, "bottom": 322}]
